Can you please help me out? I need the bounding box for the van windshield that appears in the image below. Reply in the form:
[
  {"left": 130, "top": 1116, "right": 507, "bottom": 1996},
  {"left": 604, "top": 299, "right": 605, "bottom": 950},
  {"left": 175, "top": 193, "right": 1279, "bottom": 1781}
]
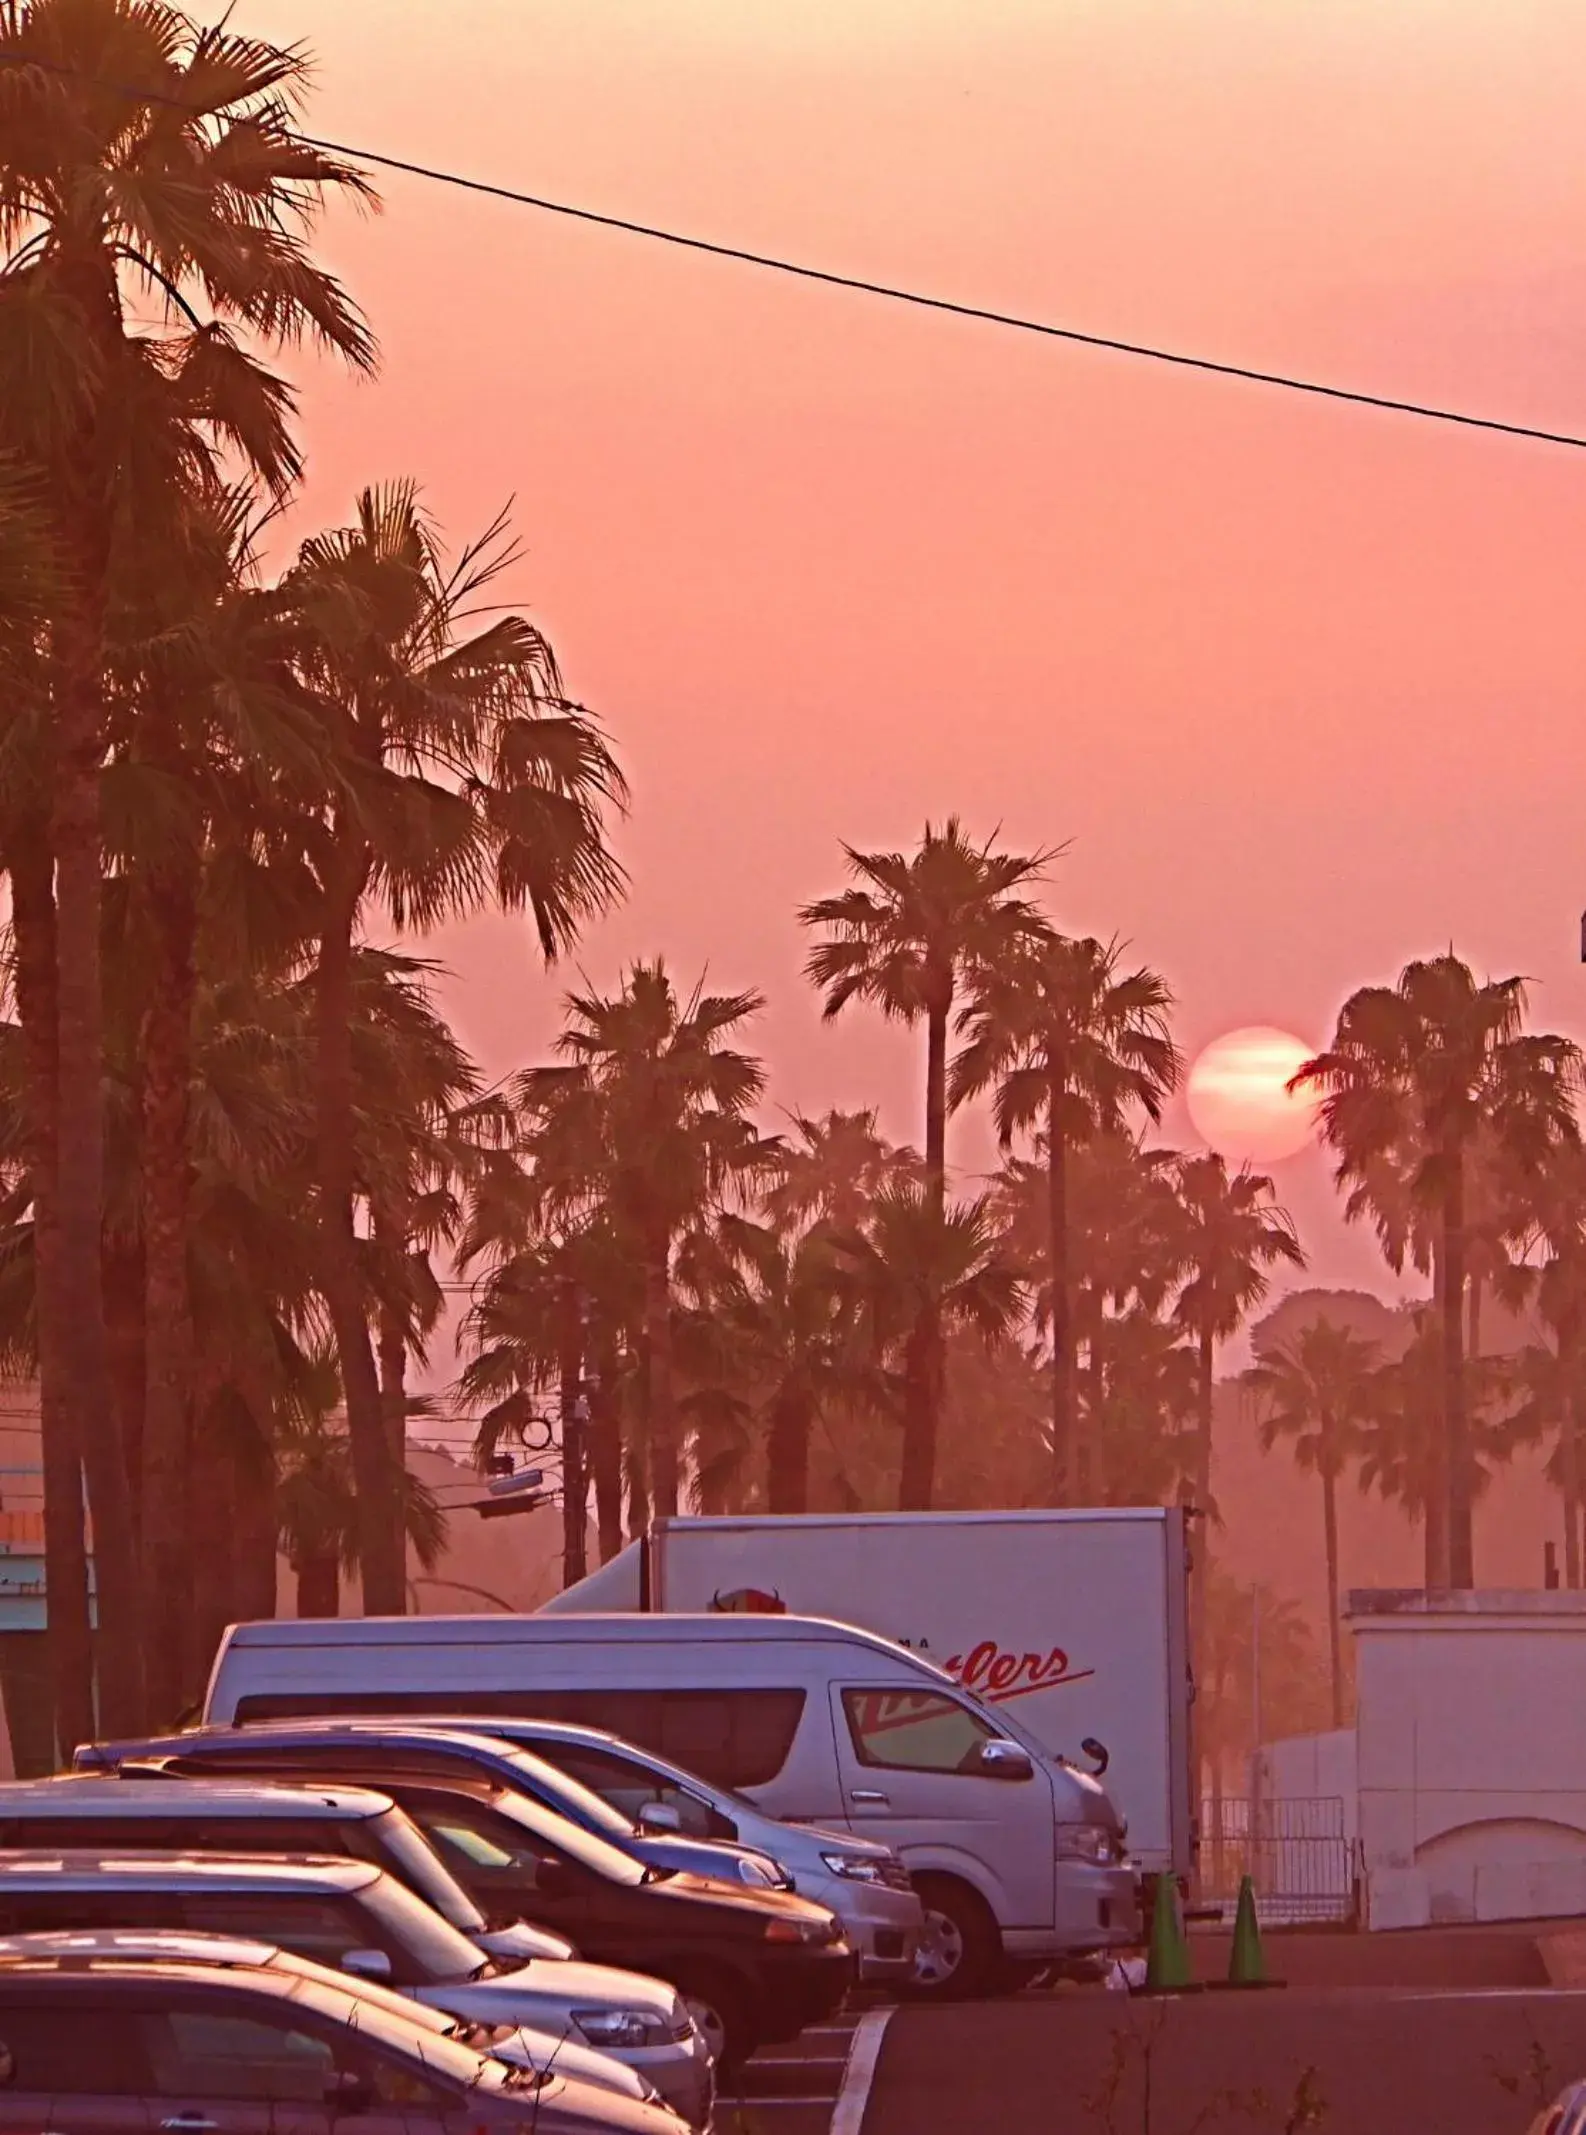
[{"left": 370, "top": 1807, "right": 489, "bottom": 1935}]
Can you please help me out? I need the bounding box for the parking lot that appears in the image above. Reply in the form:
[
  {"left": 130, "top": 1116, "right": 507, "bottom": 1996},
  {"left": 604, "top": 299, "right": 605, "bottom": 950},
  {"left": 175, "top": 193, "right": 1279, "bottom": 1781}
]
[
  {"left": 844, "top": 1981, "right": 1586, "bottom": 2135},
  {"left": 721, "top": 2006, "right": 881, "bottom": 2135}
]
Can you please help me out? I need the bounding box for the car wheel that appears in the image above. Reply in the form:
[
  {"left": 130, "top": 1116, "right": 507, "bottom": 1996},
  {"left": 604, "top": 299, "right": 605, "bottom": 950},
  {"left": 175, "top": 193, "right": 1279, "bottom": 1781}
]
[
  {"left": 907, "top": 1874, "right": 1000, "bottom": 2000},
  {"left": 676, "top": 1966, "right": 755, "bottom": 2072}
]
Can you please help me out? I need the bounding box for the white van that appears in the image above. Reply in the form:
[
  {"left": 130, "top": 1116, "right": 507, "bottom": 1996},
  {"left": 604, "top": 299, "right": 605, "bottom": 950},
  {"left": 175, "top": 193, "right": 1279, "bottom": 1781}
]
[{"left": 204, "top": 1613, "right": 1138, "bottom": 1995}]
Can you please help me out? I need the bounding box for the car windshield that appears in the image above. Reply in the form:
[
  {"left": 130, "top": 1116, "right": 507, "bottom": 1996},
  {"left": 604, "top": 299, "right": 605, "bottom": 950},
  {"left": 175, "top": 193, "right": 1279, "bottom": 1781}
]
[
  {"left": 371, "top": 1807, "right": 489, "bottom": 1935},
  {"left": 496, "top": 1749, "right": 639, "bottom": 1842},
  {"left": 298, "top": 1978, "right": 508, "bottom": 2089},
  {"left": 460, "top": 1789, "right": 650, "bottom": 1889},
  {"left": 353, "top": 1873, "right": 494, "bottom": 1984}
]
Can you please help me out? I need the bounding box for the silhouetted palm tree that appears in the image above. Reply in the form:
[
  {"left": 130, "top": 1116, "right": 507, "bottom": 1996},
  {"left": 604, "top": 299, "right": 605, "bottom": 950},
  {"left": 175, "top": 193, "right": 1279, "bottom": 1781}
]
[
  {"left": 954, "top": 935, "right": 1180, "bottom": 1502},
  {"left": 1, "top": 0, "right": 374, "bottom": 1727},
  {"left": 1295, "top": 956, "right": 1582, "bottom": 1586},
  {"left": 1243, "top": 1319, "right": 1379, "bottom": 1725},
  {"left": 834, "top": 1178, "right": 1025, "bottom": 1509}
]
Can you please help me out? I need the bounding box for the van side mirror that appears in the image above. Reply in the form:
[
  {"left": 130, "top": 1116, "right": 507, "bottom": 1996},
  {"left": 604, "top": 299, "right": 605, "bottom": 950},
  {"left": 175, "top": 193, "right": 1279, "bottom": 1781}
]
[
  {"left": 638, "top": 1801, "right": 683, "bottom": 1834},
  {"left": 339, "top": 1947, "right": 394, "bottom": 1984},
  {"left": 325, "top": 2070, "right": 375, "bottom": 2117},
  {"left": 978, "top": 1739, "right": 1034, "bottom": 1781}
]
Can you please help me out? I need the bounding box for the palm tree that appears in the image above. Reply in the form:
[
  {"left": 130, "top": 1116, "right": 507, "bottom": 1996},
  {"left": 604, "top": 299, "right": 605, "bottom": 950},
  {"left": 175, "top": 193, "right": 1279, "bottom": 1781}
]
[
  {"left": 1172, "top": 1152, "right": 1305, "bottom": 1513},
  {"left": 1242, "top": 1319, "right": 1379, "bottom": 1726},
  {"left": 523, "top": 965, "right": 771, "bottom": 1520},
  {"left": 801, "top": 822, "right": 1048, "bottom": 1199},
  {"left": 802, "top": 823, "right": 1045, "bottom": 1501},
  {"left": 1, "top": 0, "right": 375, "bottom": 1726},
  {"left": 709, "top": 1214, "right": 874, "bottom": 1514},
  {"left": 1294, "top": 956, "right": 1582, "bottom": 1586},
  {"left": 1505, "top": 1142, "right": 1586, "bottom": 1587},
  {"left": 283, "top": 486, "right": 624, "bottom": 1608},
  {"left": 834, "top": 1178, "right": 1025, "bottom": 1509},
  {"left": 762, "top": 1109, "right": 907, "bottom": 1234},
  {"left": 954, "top": 935, "right": 1181, "bottom": 1502}
]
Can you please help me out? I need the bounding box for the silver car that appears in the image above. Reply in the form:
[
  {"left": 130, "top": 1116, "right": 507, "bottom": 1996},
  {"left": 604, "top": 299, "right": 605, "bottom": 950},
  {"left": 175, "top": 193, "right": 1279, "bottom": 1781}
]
[
  {"left": 403, "top": 1714, "right": 924, "bottom": 1985},
  {"left": 0, "top": 1851, "right": 714, "bottom": 2128},
  {"left": 0, "top": 1927, "right": 663, "bottom": 2107}
]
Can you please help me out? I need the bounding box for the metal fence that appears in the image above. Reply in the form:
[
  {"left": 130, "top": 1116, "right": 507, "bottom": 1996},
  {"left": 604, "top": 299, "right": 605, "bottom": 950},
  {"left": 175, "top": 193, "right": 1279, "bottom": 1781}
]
[{"left": 1198, "top": 1793, "right": 1358, "bottom": 1925}]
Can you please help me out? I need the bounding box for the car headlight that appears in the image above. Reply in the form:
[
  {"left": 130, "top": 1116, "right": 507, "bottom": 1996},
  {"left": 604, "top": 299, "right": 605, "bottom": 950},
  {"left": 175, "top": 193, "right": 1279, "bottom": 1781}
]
[
  {"left": 1055, "top": 1825, "right": 1118, "bottom": 1864},
  {"left": 738, "top": 1854, "right": 793, "bottom": 1890},
  {"left": 764, "top": 1914, "right": 845, "bottom": 1946},
  {"left": 819, "top": 1852, "right": 884, "bottom": 1882},
  {"left": 572, "top": 2009, "right": 670, "bottom": 2049}
]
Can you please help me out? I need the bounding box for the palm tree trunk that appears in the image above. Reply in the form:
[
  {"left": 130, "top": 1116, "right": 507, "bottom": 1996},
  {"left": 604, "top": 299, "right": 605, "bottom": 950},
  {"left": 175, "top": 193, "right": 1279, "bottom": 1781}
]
[
  {"left": 924, "top": 1000, "right": 949, "bottom": 1204},
  {"left": 51, "top": 631, "right": 146, "bottom": 1732},
  {"left": 296, "top": 1552, "right": 341, "bottom": 1619},
  {"left": 767, "top": 1389, "right": 812, "bottom": 1514},
  {"left": 898, "top": 1306, "right": 942, "bottom": 1511},
  {"left": 104, "top": 1250, "right": 146, "bottom": 1546},
  {"left": 1442, "top": 1152, "right": 1474, "bottom": 1588},
  {"left": 314, "top": 851, "right": 405, "bottom": 1614},
  {"left": 1560, "top": 1320, "right": 1582, "bottom": 1591},
  {"left": 1046, "top": 1090, "right": 1073, "bottom": 1505},
  {"left": 590, "top": 1343, "right": 624, "bottom": 1563},
  {"left": 11, "top": 832, "right": 94, "bottom": 1755},
  {"left": 1323, "top": 1465, "right": 1344, "bottom": 1729},
  {"left": 1188, "top": 1327, "right": 1215, "bottom": 1713},
  {"left": 377, "top": 1295, "right": 407, "bottom": 1462},
  {"left": 186, "top": 1418, "right": 237, "bottom": 1683},
  {"left": 643, "top": 1242, "right": 678, "bottom": 1520},
  {"left": 139, "top": 827, "right": 200, "bottom": 1727},
  {"left": 559, "top": 1280, "right": 587, "bottom": 1587},
  {"left": 1425, "top": 1253, "right": 1451, "bottom": 1588}
]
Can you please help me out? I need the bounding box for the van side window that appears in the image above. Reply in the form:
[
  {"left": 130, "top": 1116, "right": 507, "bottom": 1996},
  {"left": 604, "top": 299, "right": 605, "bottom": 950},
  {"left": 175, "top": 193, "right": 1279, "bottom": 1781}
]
[
  {"left": 233, "top": 1687, "right": 807, "bottom": 1790},
  {"left": 842, "top": 1689, "right": 995, "bottom": 1775}
]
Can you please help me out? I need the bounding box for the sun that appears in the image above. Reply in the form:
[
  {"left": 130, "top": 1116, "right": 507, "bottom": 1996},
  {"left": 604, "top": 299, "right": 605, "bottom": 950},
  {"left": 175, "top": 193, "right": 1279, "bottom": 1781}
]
[{"left": 1185, "top": 1027, "right": 1320, "bottom": 1164}]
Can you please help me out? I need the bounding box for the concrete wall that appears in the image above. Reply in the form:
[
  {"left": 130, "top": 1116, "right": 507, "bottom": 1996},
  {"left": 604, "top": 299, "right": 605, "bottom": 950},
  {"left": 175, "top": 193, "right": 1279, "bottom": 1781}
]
[{"left": 1348, "top": 1589, "right": 1586, "bottom": 1929}]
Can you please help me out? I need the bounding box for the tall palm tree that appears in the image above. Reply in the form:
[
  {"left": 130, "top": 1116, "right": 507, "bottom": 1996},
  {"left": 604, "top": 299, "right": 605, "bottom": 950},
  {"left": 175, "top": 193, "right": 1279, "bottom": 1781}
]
[
  {"left": 523, "top": 965, "right": 771, "bottom": 1520},
  {"left": 1242, "top": 1318, "right": 1379, "bottom": 1726},
  {"left": 801, "top": 822, "right": 1048, "bottom": 1200},
  {"left": 1294, "top": 956, "right": 1582, "bottom": 1586},
  {"left": 284, "top": 486, "right": 624, "bottom": 1608},
  {"left": 1, "top": 0, "right": 375, "bottom": 1726},
  {"left": 954, "top": 935, "right": 1181, "bottom": 1502},
  {"left": 1171, "top": 1152, "right": 1304, "bottom": 1513},
  {"left": 1506, "top": 1142, "right": 1586, "bottom": 1587},
  {"left": 801, "top": 823, "right": 1045, "bottom": 1500},
  {"left": 834, "top": 1178, "right": 1025, "bottom": 1509}
]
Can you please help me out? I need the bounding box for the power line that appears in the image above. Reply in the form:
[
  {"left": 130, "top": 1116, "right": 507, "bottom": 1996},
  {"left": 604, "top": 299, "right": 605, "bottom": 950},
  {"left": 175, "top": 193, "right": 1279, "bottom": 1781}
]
[{"left": 3, "top": 50, "right": 1586, "bottom": 454}]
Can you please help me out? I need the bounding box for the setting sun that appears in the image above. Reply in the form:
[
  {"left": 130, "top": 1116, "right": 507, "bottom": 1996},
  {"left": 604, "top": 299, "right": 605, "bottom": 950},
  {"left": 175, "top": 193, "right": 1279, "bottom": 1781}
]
[{"left": 1185, "top": 1026, "right": 1319, "bottom": 1163}]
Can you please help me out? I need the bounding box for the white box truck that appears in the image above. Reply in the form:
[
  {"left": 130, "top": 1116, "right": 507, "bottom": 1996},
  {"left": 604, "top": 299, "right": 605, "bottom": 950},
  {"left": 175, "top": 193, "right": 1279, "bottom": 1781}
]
[{"left": 550, "top": 1507, "right": 1194, "bottom": 1880}]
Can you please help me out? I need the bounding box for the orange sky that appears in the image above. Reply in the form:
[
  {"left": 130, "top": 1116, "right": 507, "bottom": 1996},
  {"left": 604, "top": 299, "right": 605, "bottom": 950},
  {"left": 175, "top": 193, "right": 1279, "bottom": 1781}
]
[{"left": 247, "top": 0, "right": 1586, "bottom": 1299}]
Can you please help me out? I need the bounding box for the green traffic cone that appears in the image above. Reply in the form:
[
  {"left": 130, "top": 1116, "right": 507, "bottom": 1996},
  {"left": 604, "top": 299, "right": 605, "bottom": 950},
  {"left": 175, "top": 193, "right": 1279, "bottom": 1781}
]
[
  {"left": 1143, "top": 1870, "right": 1195, "bottom": 1992},
  {"left": 1226, "top": 1875, "right": 1276, "bottom": 1987}
]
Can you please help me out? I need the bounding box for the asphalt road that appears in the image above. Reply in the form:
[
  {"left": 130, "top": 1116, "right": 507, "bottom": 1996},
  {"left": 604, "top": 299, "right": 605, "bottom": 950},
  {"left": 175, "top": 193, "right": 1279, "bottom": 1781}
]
[
  {"left": 716, "top": 2008, "right": 867, "bottom": 2135},
  {"left": 861, "top": 1985, "right": 1586, "bottom": 2135}
]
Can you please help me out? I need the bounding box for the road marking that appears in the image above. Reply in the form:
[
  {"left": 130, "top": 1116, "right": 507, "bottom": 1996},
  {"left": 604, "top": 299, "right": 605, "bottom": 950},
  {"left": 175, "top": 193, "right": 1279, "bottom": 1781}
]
[{"left": 830, "top": 2007, "right": 894, "bottom": 2135}]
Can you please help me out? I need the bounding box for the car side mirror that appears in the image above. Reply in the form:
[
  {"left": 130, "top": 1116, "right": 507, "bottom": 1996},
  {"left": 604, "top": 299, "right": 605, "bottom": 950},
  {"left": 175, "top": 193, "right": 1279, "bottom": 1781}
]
[
  {"left": 324, "top": 2070, "right": 375, "bottom": 2117},
  {"left": 339, "top": 1947, "right": 394, "bottom": 1984},
  {"left": 978, "top": 1739, "right": 1034, "bottom": 1781},
  {"left": 638, "top": 1801, "right": 683, "bottom": 1834}
]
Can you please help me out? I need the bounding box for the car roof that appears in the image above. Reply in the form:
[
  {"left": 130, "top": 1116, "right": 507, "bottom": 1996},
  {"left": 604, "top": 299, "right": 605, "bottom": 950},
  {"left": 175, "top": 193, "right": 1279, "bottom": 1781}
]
[
  {"left": 0, "top": 1850, "right": 381, "bottom": 1894},
  {"left": 130, "top": 1722, "right": 542, "bottom": 1759},
  {"left": 0, "top": 1777, "right": 390, "bottom": 1819},
  {"left": 0, "top": 1926, "right": 281, "bottom": 1966}
]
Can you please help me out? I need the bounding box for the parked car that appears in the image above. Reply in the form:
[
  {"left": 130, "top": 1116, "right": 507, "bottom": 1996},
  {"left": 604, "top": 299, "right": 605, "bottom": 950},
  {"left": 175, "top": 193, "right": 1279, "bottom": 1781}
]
[
  {"left": 0, "top": 1852, "right": 714, "bottom": 2126},
  {"left": 80, "top": 1721, "right": 794, "bottom": 1890},
  {"left": 0, "top": 1773, "right": 575, "bottom": 1961},
  {"left": 0, "top": 1943, "right": 686, "bottom": 2135},
  {"left": 1532, "top": 2085, "right": 1586, "bottom": 2135},
  {"left": 0, "top": 1926, "right": 661, "bottom": 2106},
  {"left": 337, "top": 1710, "right": 923, "bottom": 1985},
  {"left": 187, "top": 1611, "right": 1137, "bottom": 1994},
  {"left": 335, "top": 1772, "right": 852, "bottom": 2065}
]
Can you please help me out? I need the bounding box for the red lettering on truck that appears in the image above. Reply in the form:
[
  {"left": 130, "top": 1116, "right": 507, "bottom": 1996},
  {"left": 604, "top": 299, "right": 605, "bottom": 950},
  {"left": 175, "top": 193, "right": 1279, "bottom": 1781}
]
[{"left": 948, "top": 1639, "right": 1095, "bottom": 1702}]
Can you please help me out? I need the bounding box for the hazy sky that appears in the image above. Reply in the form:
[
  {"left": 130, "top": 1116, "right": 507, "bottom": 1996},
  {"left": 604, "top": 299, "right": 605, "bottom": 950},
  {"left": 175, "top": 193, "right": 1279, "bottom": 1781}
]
[{"left": 245, "top": 0, "right": 1586, "bottom": 1297}]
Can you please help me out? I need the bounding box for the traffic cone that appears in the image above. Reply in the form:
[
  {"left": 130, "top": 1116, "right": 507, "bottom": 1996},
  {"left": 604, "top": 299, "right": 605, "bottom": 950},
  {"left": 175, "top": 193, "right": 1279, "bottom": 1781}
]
[
  {"left": 1141, "top": 1870, "right": 1196, "bottom": 1993},
  {"left": 1224, "top": 1875, "right": 1281, "bottom": 1988}
]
